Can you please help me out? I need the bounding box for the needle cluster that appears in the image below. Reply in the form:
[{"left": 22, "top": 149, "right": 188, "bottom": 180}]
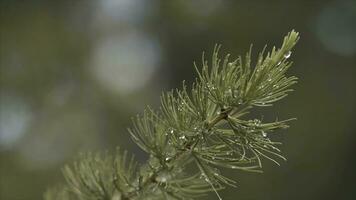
[{"left": 45, "top": 30, "right": 299, "bottom": 200}]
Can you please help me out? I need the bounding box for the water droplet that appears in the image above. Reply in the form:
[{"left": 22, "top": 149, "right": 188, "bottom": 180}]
[
  {"left": 267, "top": 78, "right": 272, "bottom": 82},
  {"left": 284, "top": 51, "right": 291, "bottom": 59},
  {"left": 207, "top": 84, "right": 216, "bottom": 91},
  {"left": 156, "top": 172, "right": 170, "bottom": 183},
  {"left": 170, "top": 129, "right": 174, "bottom": 134},
  {"left": 271, "top": 146, "right": 280, "bottom": 151},
  {"left": 253, "top": 119, "right": 261, "bottom": 126},
  {"left": 277, "top": 61, "right": 282, "bottom": 66},
  {"left": 159, "top": 176, "right": 167, "bottom": 182},
  {"left": 200, "top": 173, "right": 206, "bottom": 179},
  {"left": 262, "top": 131, "right": 267, "bottom": 137},
  {"left": 179, "top": 135, "right": 186, "bottom": 140},
  {"left": 165, "top": 157, "right": 171, "bottom": 162}
]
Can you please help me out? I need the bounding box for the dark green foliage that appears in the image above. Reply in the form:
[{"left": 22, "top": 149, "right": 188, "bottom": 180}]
[{"left": 45, "top": 30, "right": 299, "bottom": 200}]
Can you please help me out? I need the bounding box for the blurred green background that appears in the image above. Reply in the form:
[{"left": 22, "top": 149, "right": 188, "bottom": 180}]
[{"left": 1, "top": 0, "right": 355, "bottom": 199}]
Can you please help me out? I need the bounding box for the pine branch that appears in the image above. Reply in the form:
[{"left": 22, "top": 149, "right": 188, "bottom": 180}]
[{"left": 45, "top": 30, "right": 299, "bottom": 200}]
